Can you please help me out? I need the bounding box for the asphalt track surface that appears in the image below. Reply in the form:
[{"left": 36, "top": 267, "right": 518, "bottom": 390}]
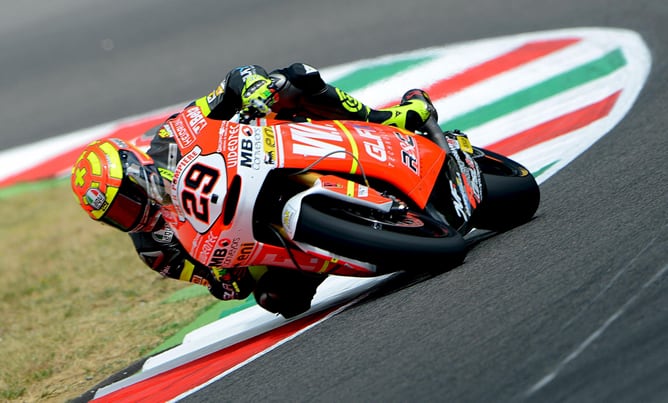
[{"left": 5, "top": 1, "right": 667, "bottom": 402}]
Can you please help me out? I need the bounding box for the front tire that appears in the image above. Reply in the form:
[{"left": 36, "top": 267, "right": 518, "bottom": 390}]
[
  {"left": 469, "top": 148, "right": 540, "bottom": 231},
  {"left": 293, "top": 200, "right": 467, "bottom": 273}
]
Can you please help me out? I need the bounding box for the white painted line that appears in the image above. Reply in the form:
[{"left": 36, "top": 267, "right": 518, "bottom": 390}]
[{"left": 525, "top": 232, "right": 668, "bottom": 397}]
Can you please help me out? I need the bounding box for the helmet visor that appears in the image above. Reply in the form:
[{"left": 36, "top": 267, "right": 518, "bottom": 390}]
[{"left": 100, "top": 170, "right": 150, "bottom": 232}]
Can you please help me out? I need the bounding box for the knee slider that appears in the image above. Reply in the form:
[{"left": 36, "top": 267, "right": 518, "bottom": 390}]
[{"left": 252, "top": 268, "right": 325, "bottom": 318}]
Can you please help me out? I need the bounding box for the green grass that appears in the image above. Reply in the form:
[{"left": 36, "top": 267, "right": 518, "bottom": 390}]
[{"left": 0, "top": 181, "right": 218, "bottom": 401}]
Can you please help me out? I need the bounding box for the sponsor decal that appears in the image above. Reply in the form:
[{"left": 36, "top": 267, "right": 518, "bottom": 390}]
[
  {"left": 171, "top": 146, "right": 201, "bottom": 219},
  {"left": 394, "top": 132, "right": 420, "bottom": 175},
  {"left": 169, "top": 116, "right": 196, "bottom": 149},
  {"left": 449, "top": 179, "right": 468, "bottom": 220},
  {"left": 233, "top": 242, "right": 256, "bottom": 265},
  {"left": 198, "top": 232, "right": 219, "bottom": 263},
  {"left": 219, "top": 121, "right": 240, "bottom": 168},
  {"left": 457, "top": 135, "right": 473, "bottom": 154},
  {"left": 208, "top": 248, "right": 230, "bottom": 269},
  {"left": 184, "top": 106, "right": 207, "bottom": 134},
  {"left": 263, "top": 127, "right": 276, "bottom": 165},
  {"left": 236, "top": 65, "right": 256, "bottom": 80},
  {"left": 282, "top": 204, "right": 298, "bottom": 238},
  {"left": 152, "top": 226, "right": 175, "bottom": 243},
  {"left": 208, "top": 237, "right": 244, "bottom": 267},
  {"left": 335, "top": 87, "right": 364, "bottom": 113},
  {"left": 355, "top": 125, "right": 387, "bottom": 162},
  {"left": 168, "top": 106, "right": 207, "bottom": 150},
  {"left": 239, "top": 126, "right": 263, "bottom": 170},
  {"left": 209, "top": 240, "right": 256, "bottom": 268},
  {"left": 206, "top": 84, "right": 224, "bottom": 103},
  {"left": 190, "top": 275, "right": 209, "bottom": 287},
  {"left": 289, "top": 122, "right": 346, "bottom": 158},
  {"left": 85, "top": 187, "right": 107, "bottom": 210},
  {"left": 158, "top": 167, "right": 174, "bottom": 182},
  {"left": 158, "top": 126, "right": 173, "bottom": 139}
]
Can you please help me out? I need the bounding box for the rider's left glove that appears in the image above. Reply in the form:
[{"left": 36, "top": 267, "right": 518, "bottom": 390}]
[{"left": 241, "top": 74, "right": 278, "bottom": 118}]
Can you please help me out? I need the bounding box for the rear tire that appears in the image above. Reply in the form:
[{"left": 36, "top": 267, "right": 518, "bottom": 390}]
[
  {"left": 469, "top": 148, "right": 540, "bottom": 231},
  {"left": 293, "top": 200, "right": 467, "bottom": 273}
]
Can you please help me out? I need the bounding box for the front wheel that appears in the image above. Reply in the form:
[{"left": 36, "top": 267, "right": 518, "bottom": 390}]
[
  {"left": 292, "top": 199, "right": 467, "bottom": 273},
  {"left": 469, "top": 147, "right": 540, "bottom": 231}
]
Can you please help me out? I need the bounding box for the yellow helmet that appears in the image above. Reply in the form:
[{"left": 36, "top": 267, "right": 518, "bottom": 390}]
[{"left": 71, "top": 138, "right": 163, "bottom": 232}]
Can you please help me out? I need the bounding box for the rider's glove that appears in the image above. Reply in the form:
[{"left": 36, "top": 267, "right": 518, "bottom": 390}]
[{"left": 241, "top": 74, "right": 278, "bottom": 118}]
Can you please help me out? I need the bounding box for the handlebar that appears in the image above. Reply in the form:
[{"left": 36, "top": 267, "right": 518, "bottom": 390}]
[
  {"left": 420, "top": 116, "right": 450, "bottom": 152},
  {"left": 237, "top": 104, "right": 264, "bottom": 124}
]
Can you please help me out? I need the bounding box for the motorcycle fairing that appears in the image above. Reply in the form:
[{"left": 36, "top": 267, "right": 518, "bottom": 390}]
[
  {"left": 274, "top": 120, "right": 446, "bottom": 208},
  {"left": 161, "top": 111, "right": 448, "bottom": 275}
]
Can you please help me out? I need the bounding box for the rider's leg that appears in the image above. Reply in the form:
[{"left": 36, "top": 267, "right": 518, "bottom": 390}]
[{"left": 271, "top": 63, "right": 437, "bottom": 131}]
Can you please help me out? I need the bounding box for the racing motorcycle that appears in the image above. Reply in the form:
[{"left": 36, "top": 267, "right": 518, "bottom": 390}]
[{"left": 160, "top": 102, "right": 540, "bottom": 277}]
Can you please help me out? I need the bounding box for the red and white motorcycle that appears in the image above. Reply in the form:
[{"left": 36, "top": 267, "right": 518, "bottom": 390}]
[{"left": 160, "top": 103, "right": 539, "bottom": 276}]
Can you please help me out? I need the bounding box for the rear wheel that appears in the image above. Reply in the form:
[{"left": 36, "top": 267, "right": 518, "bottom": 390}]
[
  {"left": 469, "top": 147, "right": 540, "bottom": 231},
  {"left": 293, "top": 199, "right": 467, "bottom": 273}
]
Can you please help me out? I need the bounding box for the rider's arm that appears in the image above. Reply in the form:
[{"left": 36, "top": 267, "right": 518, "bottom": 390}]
[
  {"left": 194, "top": 65, "right": 273, "bottom": 120},
  {"left": 128, "top": 219, "right": 255, "bottom": 301}
]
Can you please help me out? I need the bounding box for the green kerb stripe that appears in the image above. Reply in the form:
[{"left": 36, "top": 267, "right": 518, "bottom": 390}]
[
  {"left": 442, "top": 48, "right": 627, "bottom": 131},
  {"left": 0, "top": 177, "right": 68, "bottom": 199},
  {"left": 331, "top": 56, "right": 435, "bottom": 92},
  {"left": 533, "top": 160, "right": 560, "bottom": 177},
  {"left": 151, "top": 297, "right": 257, "bottom": 354}
]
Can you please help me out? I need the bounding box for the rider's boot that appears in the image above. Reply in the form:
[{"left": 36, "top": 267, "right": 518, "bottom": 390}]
[
  {"left": 367, "top": 89, "right": 438, "bottom": 132},
  {"left": 305, "top": 86, "right": 436, "bottom": 132}
]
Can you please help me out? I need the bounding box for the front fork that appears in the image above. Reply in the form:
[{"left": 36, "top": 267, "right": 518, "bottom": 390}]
[{"left": 421, "top": 118, "right": 484, "bottom": 232}]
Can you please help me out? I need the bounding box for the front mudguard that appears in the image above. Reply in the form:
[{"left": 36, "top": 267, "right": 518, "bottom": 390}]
[{"left": 281, "top": 173, "right": 396, "bottom": 240}]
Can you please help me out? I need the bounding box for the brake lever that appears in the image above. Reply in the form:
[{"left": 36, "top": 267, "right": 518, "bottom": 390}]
[{"left": 238, "top": 105, "right": 262, "bottom": 124}]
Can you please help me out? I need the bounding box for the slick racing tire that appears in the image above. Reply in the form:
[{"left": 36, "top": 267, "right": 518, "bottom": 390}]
[
  {"left": 470, "top": 147, "right": 540, "bottom": 231},
  {"left": 292, "top": 200, "right": 467, "bottom": 273}
]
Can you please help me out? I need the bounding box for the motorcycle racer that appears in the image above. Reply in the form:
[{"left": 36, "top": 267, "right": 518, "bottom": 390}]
[{"left": 71, "top": 62, "right": 436, "bottom": 318}]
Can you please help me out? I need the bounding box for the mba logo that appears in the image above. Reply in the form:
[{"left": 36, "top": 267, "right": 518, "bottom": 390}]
[{"left": 239, "top": 126, "right": 263, "bottom": 170}]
